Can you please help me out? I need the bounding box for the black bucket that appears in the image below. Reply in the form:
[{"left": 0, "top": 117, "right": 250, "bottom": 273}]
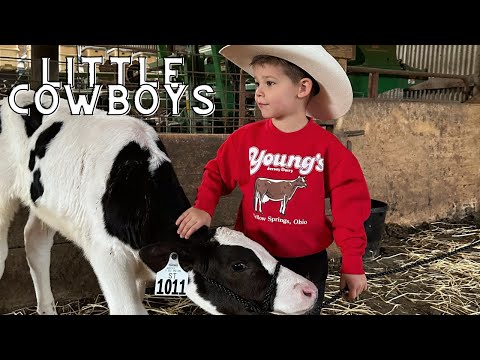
[{"left": 363, "top": 199, "right": 389, "bottom": 260}]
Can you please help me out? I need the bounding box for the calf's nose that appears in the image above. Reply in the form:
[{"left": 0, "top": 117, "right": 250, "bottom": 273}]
[
  {"left": 303, "top": 285, "right": 317, "bottom": 298},
  {"left": 295, "top": 281, "right": 318, "bottom": 298}
]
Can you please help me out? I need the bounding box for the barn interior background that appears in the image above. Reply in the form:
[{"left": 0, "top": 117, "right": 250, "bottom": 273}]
[{"left": 0, "top": 45, "right": 479, "bottom": 314}]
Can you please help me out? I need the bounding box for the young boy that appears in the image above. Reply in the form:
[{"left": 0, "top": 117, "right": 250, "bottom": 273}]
[{"left": 176, "top": 45, "right": 371, "bottom": 309}]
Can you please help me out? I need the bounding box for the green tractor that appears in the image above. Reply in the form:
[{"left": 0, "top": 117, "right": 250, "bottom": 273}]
[{"left": 347, "top": 45, "right": 426, "bottom": 98}]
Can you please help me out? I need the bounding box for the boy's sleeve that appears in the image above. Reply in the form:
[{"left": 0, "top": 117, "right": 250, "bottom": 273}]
[
  {"left": 194, "top": 134, "right": 239, "bottom": 218},
  {"left": 324, "top": 140, "right": 371, "bottom": 274}
]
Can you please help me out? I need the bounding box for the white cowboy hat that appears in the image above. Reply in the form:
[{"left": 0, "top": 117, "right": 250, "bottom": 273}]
[{"left": 219, "top": 45, "right": 353, "bottom": 120}]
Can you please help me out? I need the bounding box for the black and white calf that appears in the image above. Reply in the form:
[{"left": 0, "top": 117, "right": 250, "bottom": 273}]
[{"left": 0, "top": 91, "right": 318, "bottom": 315}]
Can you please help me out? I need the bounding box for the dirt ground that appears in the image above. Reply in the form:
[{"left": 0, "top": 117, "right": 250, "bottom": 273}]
[{"left": 8, "top": 215, "right": 480, "bottom": 315}]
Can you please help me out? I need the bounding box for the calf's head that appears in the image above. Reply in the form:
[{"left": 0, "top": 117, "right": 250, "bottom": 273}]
[{"left": 139, "top": 227, "right": 318, "bottom": 315}]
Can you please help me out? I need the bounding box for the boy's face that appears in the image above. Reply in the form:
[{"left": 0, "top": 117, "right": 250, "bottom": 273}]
[{"left": 252, "top": 63, "right": 305, "bottom": 120}]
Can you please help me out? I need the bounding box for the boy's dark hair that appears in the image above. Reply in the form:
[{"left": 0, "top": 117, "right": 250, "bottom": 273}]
[{"left": 250, "top": 55, "right": 320, "bottom": 96}]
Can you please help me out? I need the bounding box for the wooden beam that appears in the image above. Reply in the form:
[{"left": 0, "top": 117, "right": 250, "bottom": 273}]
[
  {"left": 336, "top": 58, "right": 348, "bottom": 71},
  {"left": 368, "top": 72, "right": 379, "bottom": 98},
  {"left": 323, "top": 45, "right": 355, "bottom": 61},
  {"left": 408, "top": 78, "right": 467, "bottom": 90},
  {"left": 238, "top": 70, "right": 247, "bottom": 126},
  {"left": 31, "top": 45, "right": 59, "bottom": 91}
]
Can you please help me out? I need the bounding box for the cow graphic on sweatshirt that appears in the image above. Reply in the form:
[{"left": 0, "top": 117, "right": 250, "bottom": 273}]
[{"left": 254, "top": 176, "right": 307, "bottom": 215}]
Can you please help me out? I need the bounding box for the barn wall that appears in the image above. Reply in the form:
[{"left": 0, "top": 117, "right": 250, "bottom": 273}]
[
  {"left": 1, "top": 99, "right": 479, "bottom": 313},
  {"left": 343, "top": 99, "right": 479, "bottom": 225}
]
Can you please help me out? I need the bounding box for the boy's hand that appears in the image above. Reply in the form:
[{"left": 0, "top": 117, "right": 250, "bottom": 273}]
[
  {"left": 176, "top": 207, "right": 212, "bottom": 239},
  {"left": 340, "top": 273, "right": 368, "bottom": 302}
]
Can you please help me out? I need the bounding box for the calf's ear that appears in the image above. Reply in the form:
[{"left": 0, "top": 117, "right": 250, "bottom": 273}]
[{"left": 139, "top": 240, "right": 196, "bottom": 272}]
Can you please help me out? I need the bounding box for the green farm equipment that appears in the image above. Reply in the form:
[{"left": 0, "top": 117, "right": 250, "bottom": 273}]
[
  {"left": 142, "top": 44, "right": 242, "bottom": 133},
  {"left": 347, "top": 45, "right": 426, "bottom": 98},
  {"left": 78, "top": 45, "right": 243, "bottom": 133}
]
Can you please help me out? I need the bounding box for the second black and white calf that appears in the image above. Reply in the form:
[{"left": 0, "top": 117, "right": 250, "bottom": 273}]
[{"left": 0, "top": 91, "right": 318, "bottom": 315}]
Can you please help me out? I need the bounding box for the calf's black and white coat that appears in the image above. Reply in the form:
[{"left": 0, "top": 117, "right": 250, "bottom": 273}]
[{"left": 0, "top": 91, "right": 318, "bottom": 315}]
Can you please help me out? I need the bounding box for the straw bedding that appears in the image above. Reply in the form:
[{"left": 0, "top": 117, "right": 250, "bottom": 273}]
[{"left": 7, "top": 216, "right": 480, "bottom": 315}]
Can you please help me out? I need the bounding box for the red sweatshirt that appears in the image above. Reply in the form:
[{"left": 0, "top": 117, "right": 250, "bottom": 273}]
[{"left": 194, "top": 118, "right": 371, "bottom": 274}]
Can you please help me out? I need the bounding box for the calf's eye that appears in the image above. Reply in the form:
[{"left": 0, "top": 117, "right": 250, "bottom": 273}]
[{"left": 232, "top": 262, "right": 247, "bottom": 272}]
